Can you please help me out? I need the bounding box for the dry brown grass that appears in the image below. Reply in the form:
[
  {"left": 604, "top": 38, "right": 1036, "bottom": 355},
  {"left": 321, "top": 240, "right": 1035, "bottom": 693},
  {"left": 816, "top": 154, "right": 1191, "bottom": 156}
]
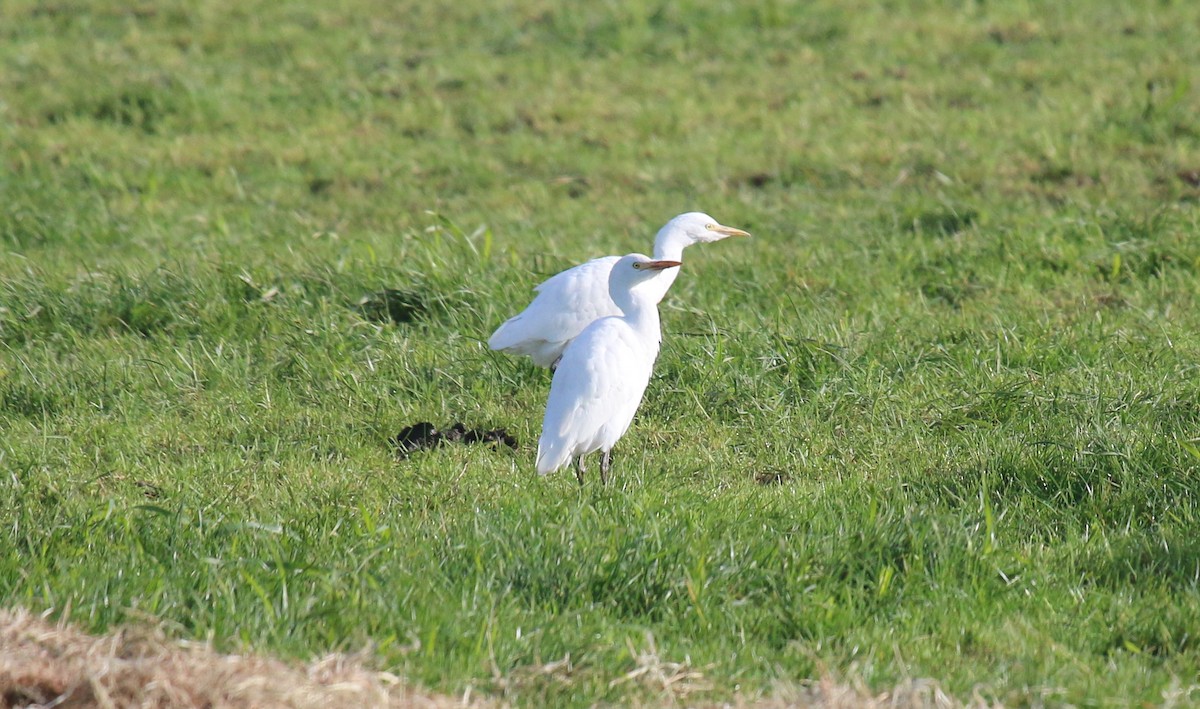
[
  {"left": 0, "top": 607, "right": 996, "bottom": 709},
  {"left": 696, "top": 677, "right": 994, "bottom": 709},
  {"left": 0, "top": 607, "right": 473, "bottom": 709}
]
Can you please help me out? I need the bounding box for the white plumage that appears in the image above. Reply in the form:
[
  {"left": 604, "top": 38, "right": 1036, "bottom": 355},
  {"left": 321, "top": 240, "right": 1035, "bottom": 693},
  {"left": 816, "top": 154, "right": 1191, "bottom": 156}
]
[
  {"left": 536, "top": 254, "right": 681, "bottom": 483},
  {"left": 489, "top": 212, "right": 749, "bottom": 368}
]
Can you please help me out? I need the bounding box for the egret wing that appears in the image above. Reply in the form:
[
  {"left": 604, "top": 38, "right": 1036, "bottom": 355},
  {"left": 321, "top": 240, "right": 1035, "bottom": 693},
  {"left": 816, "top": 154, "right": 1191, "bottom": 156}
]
[{"left": 489, "top": 256, "right": 621, "bottom": 367}]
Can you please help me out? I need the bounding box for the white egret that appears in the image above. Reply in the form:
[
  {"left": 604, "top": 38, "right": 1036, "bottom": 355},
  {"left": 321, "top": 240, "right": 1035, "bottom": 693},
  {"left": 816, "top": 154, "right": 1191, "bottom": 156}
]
[
  {"left": 489, "top": 212, "right": 749, "bottom": 368},
  {"left": 536, "top": 254, "right": 681, "bottom": 483}
]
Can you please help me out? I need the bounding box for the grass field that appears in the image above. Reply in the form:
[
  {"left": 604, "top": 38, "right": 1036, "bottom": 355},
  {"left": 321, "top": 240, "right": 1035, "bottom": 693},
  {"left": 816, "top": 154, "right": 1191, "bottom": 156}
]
[{"left": 3, "top": 0, "right": 1200, "bottom": 705}]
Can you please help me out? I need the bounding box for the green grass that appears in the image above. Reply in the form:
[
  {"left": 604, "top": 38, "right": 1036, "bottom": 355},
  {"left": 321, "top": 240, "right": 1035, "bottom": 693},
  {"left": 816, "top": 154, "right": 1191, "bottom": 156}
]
[{"left": 3, "top": 0, "right": 1200, "bottom": 705}]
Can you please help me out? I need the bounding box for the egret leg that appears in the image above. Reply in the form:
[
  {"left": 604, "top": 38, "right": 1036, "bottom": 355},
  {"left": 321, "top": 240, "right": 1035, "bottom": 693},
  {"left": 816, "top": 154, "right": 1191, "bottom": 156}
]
[
  {"left": 574, "top": 456, "right": 586, "bottom": 486},
  {"left": 600, "top": 450, "right": 612, "bottom": 485},
  {"left": 550, "top": 355, "right": 563, "bottom": 372}
]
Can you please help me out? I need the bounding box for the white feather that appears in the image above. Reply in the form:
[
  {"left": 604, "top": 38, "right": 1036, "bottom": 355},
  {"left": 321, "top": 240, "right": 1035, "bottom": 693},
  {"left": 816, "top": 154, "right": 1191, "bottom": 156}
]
[
  {"left": 490, "top": 212, "right": 746, "bottom": 368},
  {"left": 535, "top": 254, "right": 673, "bottom": 477}
]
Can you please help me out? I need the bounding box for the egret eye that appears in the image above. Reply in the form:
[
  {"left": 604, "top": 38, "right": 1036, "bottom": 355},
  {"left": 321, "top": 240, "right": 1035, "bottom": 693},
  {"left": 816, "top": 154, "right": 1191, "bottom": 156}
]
[
  {"left": 632, "top": 262, "right": 643, "bottom": 270},
  {"left": 705, "top": 223, "right": 717, "bottom": 230}
]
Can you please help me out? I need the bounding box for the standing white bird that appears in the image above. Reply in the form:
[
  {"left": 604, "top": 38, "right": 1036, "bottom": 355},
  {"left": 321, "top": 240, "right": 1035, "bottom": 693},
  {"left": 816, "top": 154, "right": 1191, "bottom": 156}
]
[
  {"left": 489, "top": 212, "right": 749, "bottom": 368},
  {"left": 536, "top": 254, "right": 681, "bottom": 483}
]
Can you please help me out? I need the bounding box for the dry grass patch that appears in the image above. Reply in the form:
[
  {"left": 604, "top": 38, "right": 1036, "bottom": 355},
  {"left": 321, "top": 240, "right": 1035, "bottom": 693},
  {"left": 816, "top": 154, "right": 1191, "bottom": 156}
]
[
  {"left": 701, "top": 677, "right": 994, "bottom": 709},
  {"left": 0, "top": 607, "right": 995, "bottom": 708},
  {"left": 0, "top": 607, "right": 474, "bottom": 709}
]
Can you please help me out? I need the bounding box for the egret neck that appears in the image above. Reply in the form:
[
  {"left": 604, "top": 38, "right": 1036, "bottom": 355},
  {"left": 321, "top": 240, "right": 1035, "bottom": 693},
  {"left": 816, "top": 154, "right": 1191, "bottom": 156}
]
[
  {"left": 651, "top": 221, "right": 692, "bottom": 263},
  {"left": 611, "top": 277, "right": 663, "bottom": 358},
  {"left": 641, "top": 224, "right": 691, "bottom": 303}
]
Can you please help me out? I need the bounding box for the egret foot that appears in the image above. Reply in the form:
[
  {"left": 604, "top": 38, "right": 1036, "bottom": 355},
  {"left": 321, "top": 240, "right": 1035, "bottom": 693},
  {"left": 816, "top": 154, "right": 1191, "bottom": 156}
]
[
  {"left": 600, "top": 450, "right": 612, "bottom": 485},
  {"left": 574, "top": 456, "right": 586, "bottom": 486}
]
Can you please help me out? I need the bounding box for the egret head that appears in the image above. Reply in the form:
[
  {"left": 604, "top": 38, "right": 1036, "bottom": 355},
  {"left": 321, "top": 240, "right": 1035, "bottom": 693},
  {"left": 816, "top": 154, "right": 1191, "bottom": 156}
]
[
  {"left": 660, "top": 212, "right": 751, "bottom": 247},
  {"left": 611, "top": 253, "right": 681, "bottom": 292}
]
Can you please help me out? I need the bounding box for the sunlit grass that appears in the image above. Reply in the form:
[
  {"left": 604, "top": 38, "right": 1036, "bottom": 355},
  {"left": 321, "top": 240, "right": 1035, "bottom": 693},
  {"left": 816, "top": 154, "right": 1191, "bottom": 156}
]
[{"left": 2, "top": 0, "right": 1200, "bottom": 706}]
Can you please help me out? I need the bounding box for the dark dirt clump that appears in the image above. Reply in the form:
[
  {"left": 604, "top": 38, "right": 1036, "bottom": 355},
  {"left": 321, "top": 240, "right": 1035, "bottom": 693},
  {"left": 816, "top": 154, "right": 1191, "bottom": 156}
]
[{"left": 392, "top": 422, "right": 517, "bottom": 458}]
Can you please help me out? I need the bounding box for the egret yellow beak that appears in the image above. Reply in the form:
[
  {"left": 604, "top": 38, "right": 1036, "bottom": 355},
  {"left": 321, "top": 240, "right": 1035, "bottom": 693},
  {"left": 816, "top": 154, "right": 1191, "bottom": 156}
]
[
  {"left": 644, "top": 260, "right": 682, "bottom": 270},
  {"left": 711, "top": 224, "right": 751, "bottom": 238}
]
